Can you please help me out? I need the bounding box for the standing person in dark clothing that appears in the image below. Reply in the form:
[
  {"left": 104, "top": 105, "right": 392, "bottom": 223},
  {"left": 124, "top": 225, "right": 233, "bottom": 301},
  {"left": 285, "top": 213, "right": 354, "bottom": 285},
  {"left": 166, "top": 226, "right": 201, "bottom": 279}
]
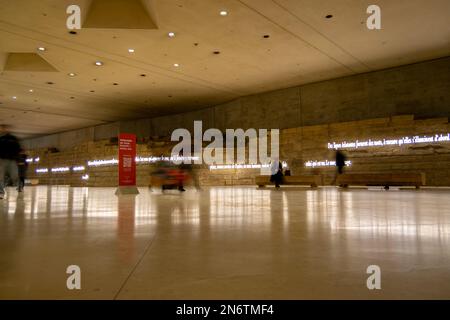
[
  {"left": 270, "top": 158, "right": 283, "bottom": 188},
  {"left": 17, "top": 151, "right": 29, "bottom": 192},
  {"left": 0, "top": 125, "right": 21, "bottom": 199},
  {"left": 335, "top": 150, "right": 347, "bottom": 175},
  {"left": 333, "top": 150, "right": 347, "bottom": 186}
]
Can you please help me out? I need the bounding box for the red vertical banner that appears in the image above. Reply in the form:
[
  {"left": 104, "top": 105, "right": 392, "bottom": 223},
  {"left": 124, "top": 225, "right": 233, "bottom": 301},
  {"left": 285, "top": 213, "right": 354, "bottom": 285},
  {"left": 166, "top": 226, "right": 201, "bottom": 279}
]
[{"left": 118, "top": 133, "right": 136, "bottom": 186}]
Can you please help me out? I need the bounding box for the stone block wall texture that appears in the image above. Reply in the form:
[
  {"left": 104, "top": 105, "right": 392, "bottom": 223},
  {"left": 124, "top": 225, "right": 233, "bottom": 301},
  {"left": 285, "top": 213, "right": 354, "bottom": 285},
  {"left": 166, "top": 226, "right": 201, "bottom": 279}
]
[
  {"left": 25, "top": 115, "right": 450, "bottom": 187},
  {"left": 21, "top": 57, "right": 450, "bottom": 186},
  {"left": 22, "top": 57, "right": 450, "bottom": 151}
]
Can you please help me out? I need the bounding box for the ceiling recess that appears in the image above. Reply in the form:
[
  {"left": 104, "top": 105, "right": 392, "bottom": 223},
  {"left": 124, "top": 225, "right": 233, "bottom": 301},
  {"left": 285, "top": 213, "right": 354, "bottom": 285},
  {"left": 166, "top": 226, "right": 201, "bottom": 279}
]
[
  {"left": 4, "top": 53, "right": 58, "bottom": 72},
  {"left": 83, "top": 0, "right": 158, "bottom": 29}
]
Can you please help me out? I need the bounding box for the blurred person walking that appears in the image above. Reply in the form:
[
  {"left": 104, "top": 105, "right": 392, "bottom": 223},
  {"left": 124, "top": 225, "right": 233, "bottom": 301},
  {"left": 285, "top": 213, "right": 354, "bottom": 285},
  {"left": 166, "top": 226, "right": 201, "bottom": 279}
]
[
  {"left": 180, "top": 163, "right": 201, "bottom": 191},
  {"left": 0, "top": 125, "right": 21, "bottom": 199},
  {"left": 17, "top": 150, "right": 29, "bottom": 192},
  {"left": 332, "top": 150, "right": 347, "bottom": 186},
  {"left": 283, "top": 161, "right": 291, "bottom": 176}
]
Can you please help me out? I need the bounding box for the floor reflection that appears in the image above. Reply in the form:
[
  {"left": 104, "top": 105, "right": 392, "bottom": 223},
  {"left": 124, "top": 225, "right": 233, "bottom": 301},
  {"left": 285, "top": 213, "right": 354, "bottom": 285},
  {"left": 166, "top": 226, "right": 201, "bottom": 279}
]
[
  {"left": 1, "top": 186, "right": 450, "bottom": 299},
  {"left": 2, "top": 186, "right": 450, "bottom": 240},
  {"left": 117, "top": 195, "right": 136, "bottom": 263}
]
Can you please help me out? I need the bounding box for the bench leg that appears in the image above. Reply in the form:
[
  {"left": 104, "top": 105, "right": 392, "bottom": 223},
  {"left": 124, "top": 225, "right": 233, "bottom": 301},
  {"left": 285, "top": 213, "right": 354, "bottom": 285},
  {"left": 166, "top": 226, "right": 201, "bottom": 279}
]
[
  {"left": 384, "top": 185, "right": 390, "bottom": 190},
  {"left": 311, "top": 183, "right": 318, "bottom": 188}
]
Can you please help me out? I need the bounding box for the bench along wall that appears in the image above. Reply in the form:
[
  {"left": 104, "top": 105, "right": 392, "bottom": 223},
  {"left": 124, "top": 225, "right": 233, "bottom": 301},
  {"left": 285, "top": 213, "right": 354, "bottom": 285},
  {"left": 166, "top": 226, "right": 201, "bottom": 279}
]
[
  {"left": 282, "top": 115, "right": 450, "bottom": 186},
  {"left": 25, "top": 115, "right": 450, "bottom": 187}
]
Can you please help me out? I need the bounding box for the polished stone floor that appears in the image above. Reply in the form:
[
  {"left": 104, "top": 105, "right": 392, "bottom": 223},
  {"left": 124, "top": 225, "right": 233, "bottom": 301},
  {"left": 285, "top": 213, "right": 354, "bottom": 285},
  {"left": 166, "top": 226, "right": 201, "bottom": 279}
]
[{"left": 0, "top": 185, "right": 450, "bottom": 299}]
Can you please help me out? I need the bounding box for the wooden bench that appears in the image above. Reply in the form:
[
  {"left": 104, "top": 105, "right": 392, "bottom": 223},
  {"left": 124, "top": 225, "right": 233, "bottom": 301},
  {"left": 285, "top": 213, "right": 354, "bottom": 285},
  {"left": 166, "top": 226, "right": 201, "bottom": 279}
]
[
  {"left": 255, "top": 175, "right": 321, "bottom": 188},
  {"left": 336, "top": 173, "right": 426, "bottom": 189}
]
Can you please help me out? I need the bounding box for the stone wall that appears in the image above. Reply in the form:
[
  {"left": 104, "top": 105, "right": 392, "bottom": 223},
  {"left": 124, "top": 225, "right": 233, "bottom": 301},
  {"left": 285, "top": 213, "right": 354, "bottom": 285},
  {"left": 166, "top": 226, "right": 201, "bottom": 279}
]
[
  {"left": 23, "top": 56, "right": 450, "bottom": 151},
  {"left": 25, "top": 115, "right": 450, "bottom": 187}
]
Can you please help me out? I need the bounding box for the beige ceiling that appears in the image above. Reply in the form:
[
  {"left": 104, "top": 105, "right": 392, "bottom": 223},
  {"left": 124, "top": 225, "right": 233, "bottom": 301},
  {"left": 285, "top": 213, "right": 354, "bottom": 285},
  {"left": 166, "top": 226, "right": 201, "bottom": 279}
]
[{"left": 0, "top": 0, "right": 449, "bottom": 138}]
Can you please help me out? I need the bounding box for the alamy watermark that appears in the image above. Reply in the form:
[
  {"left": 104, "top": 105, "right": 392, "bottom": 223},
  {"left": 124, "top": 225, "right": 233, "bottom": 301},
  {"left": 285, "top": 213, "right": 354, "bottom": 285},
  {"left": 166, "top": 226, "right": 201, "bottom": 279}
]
[
  {"left": 170, "top": 121, "right": 279, "bottom": 174},
  {"left": 66, "top": 265, "right": 81, "bottom": 290},
  {"left": 66, "top": 4, "right": 381, "bottom": 31},
  {"left": 366, "top": 265, "right": 381, "bottom": 290},
  {"left": 66, "top": 5, "right": 81, "bottom": 30},
  {"left": 367, "top": 5, "right": 382, "bottom": 30}
]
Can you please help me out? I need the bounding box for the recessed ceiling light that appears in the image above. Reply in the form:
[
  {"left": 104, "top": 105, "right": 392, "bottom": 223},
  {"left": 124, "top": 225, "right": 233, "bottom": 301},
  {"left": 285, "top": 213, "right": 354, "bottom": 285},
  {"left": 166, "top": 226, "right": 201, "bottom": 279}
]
[
  {"left": 220, "top": 10, "right": 228, "bottom": 16},
  {"left": 140, "top": 74, "right": 147, "bottom": 77},
  {"left": 325, "top": 14, "right": 333, "bottom": 19},
  {"left": 173, "top": 63, "right": 180, "bottom": 67},
  {"left": 29, "top": 89, "right": 34, "bottom": 93},
  {"left": 69, "top": 31, "right": 77, "bottom": 35},
  {"left": 95, "top": 61, "right": 103, "bottom": 66},
  {"left": 263, "top": 34, "right": 270, "bottom": 38},
  {"left": 12, "top": 96, "right": 17, "bottom": 100},
  {"left": 128, "top": 48, "right": 135, "bottom": 53},
  {"left": 213, "top": 51, "right": 221, "bottom": 55},
  {"left": 168, "top": 32, "right": 175, "bottom": 37},
  {"left": 68, "top": 72, "right": 76, "bottom": 77},
  {"left": 37, "top": 47, "right": 46, "bottom": 52},
  {"left": 113, "top": 83, "right": 119, "bottom": 85},
  {"left": 46, "top": 81, "right": 54, "bottom": 85}
]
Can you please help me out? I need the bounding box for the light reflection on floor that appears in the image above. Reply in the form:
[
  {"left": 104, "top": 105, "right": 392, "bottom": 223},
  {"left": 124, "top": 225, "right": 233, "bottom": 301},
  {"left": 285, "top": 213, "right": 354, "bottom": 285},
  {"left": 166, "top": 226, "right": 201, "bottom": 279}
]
[{"left": 0, "top": 186, "right": 449, "bottom": 299}]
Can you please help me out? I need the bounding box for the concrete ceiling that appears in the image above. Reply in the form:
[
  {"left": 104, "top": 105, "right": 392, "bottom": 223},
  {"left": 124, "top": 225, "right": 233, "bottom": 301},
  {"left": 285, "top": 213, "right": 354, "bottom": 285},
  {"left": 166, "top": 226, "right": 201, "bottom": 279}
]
[{"left": 0, "top": 0, "right": 449, "bottom": 138}]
